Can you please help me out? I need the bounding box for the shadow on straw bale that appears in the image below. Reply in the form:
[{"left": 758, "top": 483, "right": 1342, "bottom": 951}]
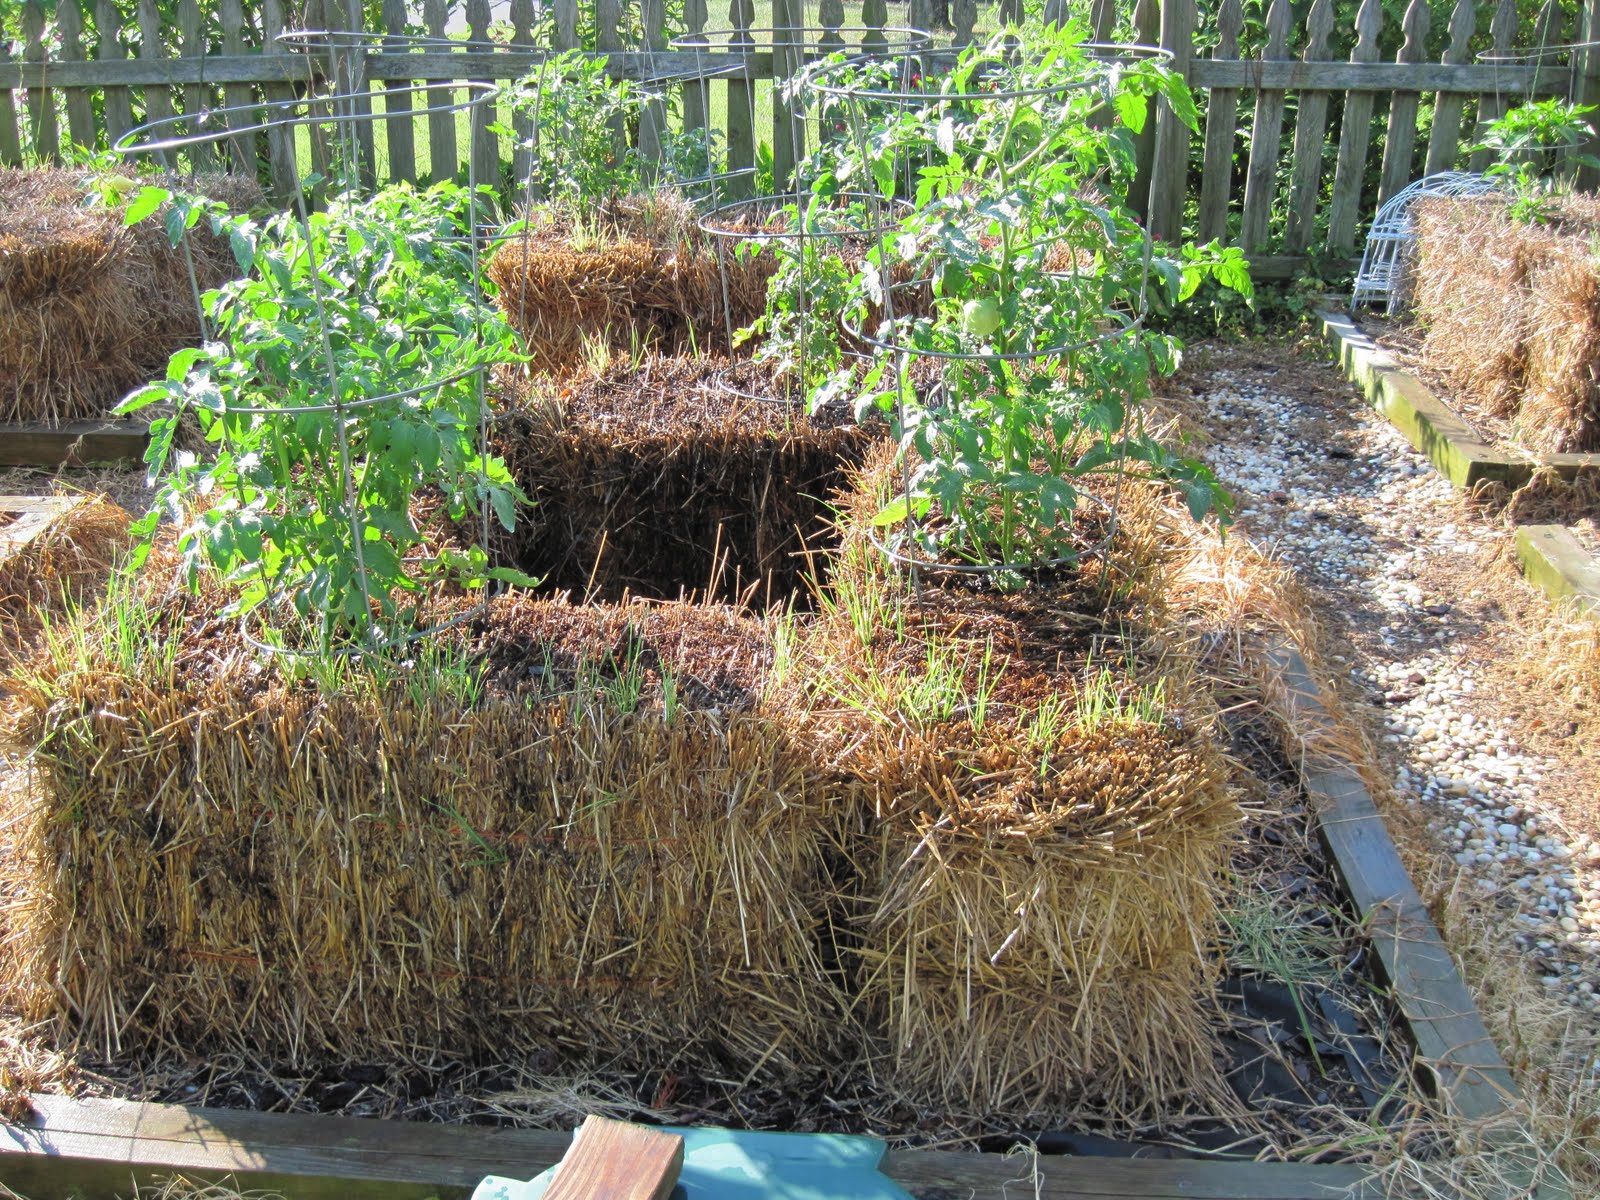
[
  {"left": 492, "top": 353, "right": 882, "bottom": 604},
  {"left": 8, "top": 579, "right": 857, "bottom": 1078},
  {"left": 1412, "top": 193, "right": 1600, "bottom": 452},
  {"left": 488, "top": 194, "right": 775, "bottom": 374},
  {"left": 0, "top": 168, "right": 259, "bottom": 425}
]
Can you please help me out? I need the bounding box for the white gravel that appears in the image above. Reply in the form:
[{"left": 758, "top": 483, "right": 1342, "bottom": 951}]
[{"left": 1192, "top": 362, "right": 1600, "bottom": 1019}]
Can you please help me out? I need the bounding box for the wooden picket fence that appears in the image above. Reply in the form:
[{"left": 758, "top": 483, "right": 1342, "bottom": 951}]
[{"left": 0, "top": 0, "right": 1597, "bottom": 272}]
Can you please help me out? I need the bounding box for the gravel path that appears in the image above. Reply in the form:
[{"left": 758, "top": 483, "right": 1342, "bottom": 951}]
[{"left": 1172, "top": 342, "right": 1600, "bottom": 1028}]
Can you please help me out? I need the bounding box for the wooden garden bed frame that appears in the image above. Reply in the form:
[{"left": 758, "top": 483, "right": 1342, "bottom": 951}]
[
  {"left": 0, "top": 422, "right": 148, "bottom": 470},
  {"left": 1321, "top": 309, "right": 1600, "bottom": 623},
  {"left": 0, "top": 639, "right": 1563, "bottom": 1199}
]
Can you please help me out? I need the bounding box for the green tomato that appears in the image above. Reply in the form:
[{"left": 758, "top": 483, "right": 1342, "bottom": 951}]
[{"left": 961, "top": 297, "right": 1002, "bottom": 339}]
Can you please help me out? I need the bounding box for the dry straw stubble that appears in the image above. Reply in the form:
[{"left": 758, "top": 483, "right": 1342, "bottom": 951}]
[{"left": 0, "top": 168, "right": 259, "bottom": 426}]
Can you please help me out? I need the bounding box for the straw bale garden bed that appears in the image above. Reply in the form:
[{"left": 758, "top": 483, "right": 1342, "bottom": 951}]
[{"left": 0, "top": 24, "right": 1546, "bottom": 1196}]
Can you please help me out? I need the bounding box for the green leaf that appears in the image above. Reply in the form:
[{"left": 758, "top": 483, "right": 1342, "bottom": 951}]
[{"left": 124, "top": 186, "right": 168, "bottom": 227}]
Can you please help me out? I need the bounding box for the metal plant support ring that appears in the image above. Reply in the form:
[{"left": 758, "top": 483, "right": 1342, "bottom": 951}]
[
  {"left": 113, "top": 81, "right": 509, "bottom": 658},
  {"left": 800, "top": 40, "right": 1169, "bottom": 581}
]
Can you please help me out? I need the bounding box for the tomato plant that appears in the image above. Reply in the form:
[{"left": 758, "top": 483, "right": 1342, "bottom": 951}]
[
  {"left": 119, "top": 179, "right": 530, "bottom": 651},
  {"left": 792, "top": 23, "right": 1252, "bottom": 567}
]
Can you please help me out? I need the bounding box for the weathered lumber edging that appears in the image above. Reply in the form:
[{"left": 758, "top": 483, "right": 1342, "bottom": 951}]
[
  {"left": 1319, "top": 309, "right": 1600, "bottom": 625},
  {"left": 1514, "top": 526, "right": 1600, "bottom": 621},
  {"left": 1316, "top": 309, "right": 1535, "bottom": 490},
  {"left": 0, "top": 421, "right": 148, "bottom": 469},
  {"left": 0, "top": 494, "right": 77, "bottom": 563},
  {"left": 0, "top": 1094, "right": 1386, "bottom": 1200}
]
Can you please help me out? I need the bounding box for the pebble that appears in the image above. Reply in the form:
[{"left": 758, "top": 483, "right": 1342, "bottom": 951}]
[{"left": 1194, "top": 364, "right": 1600, "bottom": 1024}]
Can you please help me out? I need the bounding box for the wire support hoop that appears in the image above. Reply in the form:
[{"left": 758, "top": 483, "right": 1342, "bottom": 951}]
[
  {"left": 668, "top": 26, "right": 934, "bottom": 56},
  {"left": 110, "top": 82, "right": 498, "bottom": 155},
  {"left": 238, "top": 589, "right": 500, "bottom": 660},
  {"left": 697, "top": 191, "right": 915, "bottom": 242},
  {"left": 802, "top": 41, "right": 1172, "bottom": 103}
]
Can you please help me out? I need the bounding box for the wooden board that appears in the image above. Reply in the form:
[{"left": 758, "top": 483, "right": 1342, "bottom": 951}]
[
  {"left": 1, "top": 1095, "right": 1389, "bottom": 1200},
  {"left": 0, "top": 421, "right": 148, "bottom": 469},
  {"left": 1514, "top": 525, "right": 1600, "bottom": 619},
  {"left": 0, "top": 495, "right": 77, "bottom": 566},
  {"left": 542, "top": 1117, "right": 682, "bottom": 1200}
]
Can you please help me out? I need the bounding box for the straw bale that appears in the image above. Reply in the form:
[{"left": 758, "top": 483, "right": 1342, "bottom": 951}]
[
  {"left": 10, "top": 582, "right": 856, "bottom": 1076},
  {"left": 768, "top": 461, "right": 1242, "bottom": 1120},
  {"left": 489, "top": 194, "right": 776, "bottom": 373},
  {"left": 1412, "top": 193, "right": 1600, "bottom": 452},
  {"left": 0, "top": 168, "right": 259, "bottom": 425},
  {"left": 0, "top": 493, "right": 129, "bottom": 664},
  {"left": 493, "top": 354, "right": 882, "bottom": 603}
]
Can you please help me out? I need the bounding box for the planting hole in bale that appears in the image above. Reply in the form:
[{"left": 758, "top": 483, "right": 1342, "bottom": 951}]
[{"left": 492, "top": 354, "right": 882, "bottom": 606}]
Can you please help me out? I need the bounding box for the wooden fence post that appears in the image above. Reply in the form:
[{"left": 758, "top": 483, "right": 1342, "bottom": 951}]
[
  {"left": 1469, "top": 0, "right": 1518, "bottom": 173},
  {"left": 1196, "top": 0, "right": 1241, "bottom": 244},
  {"left": 217, "top": 0, "right": 255, "bottom": 174},
  {"left": 136, "top": 0, "right": 176, "bottom": 157},
  {"left": 96, "top": 0, "right": 136, "bottom": 149},
  {"left": 383, "top": 0, "right": 420, "bottom": 188},
  {"left": 639, "top": 0, "right": 669, "bottom": 167},
  {"left": 467, "top": 0, "right": 497, "bottom": 191},
  {"left": 1147, "top": 0, "right": 1196, "bottom": 241},
  {"left": 1128, "top": 0, "right": 1159, "bottom": 223},
  {"left": 56, "top": 2, "right": 97, "bottom": 153},
  {"left": 0, "top": 24, "right": 22, "bottom": 166},
  {"left": 1283, "top": 0, "right": 1334, "bottom": 252},
  {"left": 1423, "top": 0, "right": 1475, "bottom": 175},
  {"left": 1375, "top": 0, "right": 1430, "bottom": 208},
  {"left": 177, "top": 0, "right": 217, "bottom": 173},
  {"left": 1238, "top": 0, "right": 1290, "bottom": 252},
  {"left": 771, "top": 0, "right": 801, "bottom": 192},
  {"left": 260, "top": 0, "right": 301, "bottom": 201},
  {"left": 680, "top": 0, "right": 709, "bottom": 158},
  {"left": 423, "top": 0, "right": 458, "bottom": 183},
  {"left": 1324, "top": 0, "right": 1382, "bottom": 254},
  {"left": 19, "top": 0, "right": 57, "bottom": 163},
  {"left": 726, "top": 0, "right": 756, "bottom": 199}
]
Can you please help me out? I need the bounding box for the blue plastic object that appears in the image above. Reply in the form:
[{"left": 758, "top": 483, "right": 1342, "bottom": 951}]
[{"left": 472, "top": 1127, "right": 915, "bottom": 1200}]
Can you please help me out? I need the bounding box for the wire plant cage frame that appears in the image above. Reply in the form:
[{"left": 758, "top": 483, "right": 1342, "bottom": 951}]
[
  {"left": 1350, "top": 171, "right": 1503, "bottom": 315},
  {"left": 113, "top": 57, "right": 512, "bottom": 659}
]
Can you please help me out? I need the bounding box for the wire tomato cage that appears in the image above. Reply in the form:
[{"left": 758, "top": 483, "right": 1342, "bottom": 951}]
[
  {"left": 796, "top": 39, "right": 1173, "bottom": 581},
  {"left": 113, "top": 77, "right": 513, "bottom": 658}
]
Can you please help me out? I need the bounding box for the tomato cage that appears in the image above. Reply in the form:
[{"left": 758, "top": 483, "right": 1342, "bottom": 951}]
[
  {"left": 111, "top": 75, "right": 517, "bottom": 657},
  {"left": 795, "top": 35, "right": 1191, "bottom": 580}
]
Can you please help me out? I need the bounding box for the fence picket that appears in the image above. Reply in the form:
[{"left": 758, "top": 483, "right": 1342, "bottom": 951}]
[
  {"left": 97, "top": 0, "right": 135, "bottom": 148},
  {"left": 952, "top": 0, "right": 977, "bottom": 47},
  {"left": 681, "top": 0, "right": 709, "bottom": 140},
  {"left": 1422, "top": 0, "right": 1474, "bottom": 175},
  {"left": 1283, "top": 0, "right": 1334, "bottom": 251},
  {"left": 639, "top": 0, "right": 669, "bottom": 165},
  {"left": 727, "top": 0, "right": 756, "bottom": 198},
  {"left": 136, "top": 0, "right": 175, "bottom": 144},
  {"left": 1375, "top": 0, "right": 1430, "bottom": 208},
  {"left": 57, "top": 2, "right": 97, "bottom": 153},
  {"left": 260, "top": 0, "right": 300, "bottom": 200},
  {"left": 0, "top": 25, "right": 22, "bottom": 166},
  {"left": 19, "top": 1, "right": 57, "bottom": 163},
  {"left": 1090, "top": 0, "right": 1114, "bottom": 42},
  {"left": 331, "top": 0, "right": 377, "bottom": 189},
  {"left": 819, "top": 0, "right": 844, "bottom": 51},
  {"left": 1147, "top": 0, "right": 1195, "bottom": 240},
  {"left": 383, "top": 0, "right": 419, "bottom": 187},
  {"left": 177, "top": 0, "right": 217, "bottom": 173},
  {"left": 422, "top": 0, "right": 458, "bottom": 183},
  {"left": 1238, "top": 0, "right": 1290, "bottom": 251},
  {"left": 217, "top": 0, "right": 254, "bottom": 174},
  {"left": 467, "top": 0, "right": 497, "bottom": 190},
  {"left": 1196, "top": 0, "right": 1242, "bottom": 243},
  {"left": 1129, "top": 0, "right": 1159, "bottom": 221},
  {"left": 1324, "top": 0, "right": 1382, "bottom": 252},
  {"left": 555, "top": 0, "right": 579, "bottom": 52},
  {"left": 772, "top": 0, "right": 801, "bottom": 189},
  {"left": 1579, "top": 0, "right": 1600, "bottom": 189},
  {"left": 862, "top": 0, "right": 888, "bottom": 56},
  {"left": 1470, "top": 0, "right": 1518, "bottom": 172}
]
